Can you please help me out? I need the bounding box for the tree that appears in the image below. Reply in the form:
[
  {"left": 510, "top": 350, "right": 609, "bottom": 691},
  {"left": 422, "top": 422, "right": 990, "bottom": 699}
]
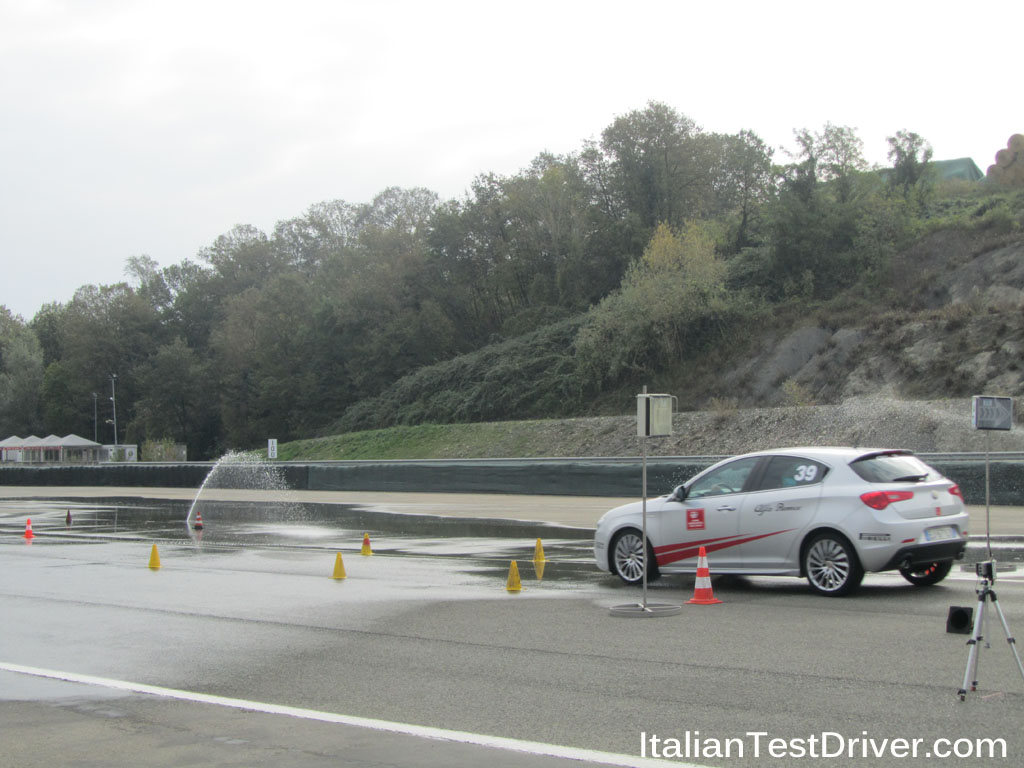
[
  {"left": 710, "top": 129, "right": 775, "bottom": 250},
  {"left": 575, "top": 221, "right": 728, "bottom": 385},
  {"left": 766, "top": 124, "right": 872, "bottom": 298},
  {"left": 133, "top": 338, "right": 218, "bottom": 458},
  {"left": 816, "top": 123, "right": 868, "bottom": 204},
  {"left": 887, "top": 130, "right": 934, "bottom": 203},
  {"left": 125, "top": 255, "right": 172, "bottom": 316},
  {"left": 29, "top": 301, "right": 66, "bottom": 366},
  {"left": 38, "top": 282, "right": 165, "bottom": 443},
  {"left": 0, "top": 307, "right": 44, "bottom": 435},
  {"left": 210, "top": 278, "right": 315, "bottom": 446},
  {"left": 599, "top": 101, "right": 712, "bottom": 231},
  {"left": 40, "top": 362, "right": 83, "bottom": 437},
  {"left": 273, "top": 199, "right": 359, "bottom": 275}
]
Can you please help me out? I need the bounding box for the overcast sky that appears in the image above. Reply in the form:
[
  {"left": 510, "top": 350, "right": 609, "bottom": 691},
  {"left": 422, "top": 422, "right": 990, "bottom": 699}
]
[{"left": 1, "top": 0, "right": 1018, "bottom": 320}]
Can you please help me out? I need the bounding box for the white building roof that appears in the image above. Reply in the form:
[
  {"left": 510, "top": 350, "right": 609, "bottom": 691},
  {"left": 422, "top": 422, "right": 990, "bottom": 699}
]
[
  {"left": 0, "top": 434, "right": 101, "bottom": 448},
  {"left": 60, "top": 434, "right": 102, "bottom": 447}
]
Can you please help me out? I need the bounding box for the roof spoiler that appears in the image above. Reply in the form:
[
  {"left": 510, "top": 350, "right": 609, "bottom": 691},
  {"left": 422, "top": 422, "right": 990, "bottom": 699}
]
[{"left": 852, "top": 449, "right": 914, "bottom": 463}]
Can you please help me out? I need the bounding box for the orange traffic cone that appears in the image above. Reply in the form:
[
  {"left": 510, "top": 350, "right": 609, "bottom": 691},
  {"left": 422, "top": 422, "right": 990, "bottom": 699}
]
[
  {"left": 687, "top": 546, "right": 722, "bottom": 605},
  {"left": 24, "top": 518, "right": 35, "bottom": 539},
  {"left": 192, "top": 511, "right": 204, "bottom": 530},
  {"left": 361, "top": 533, "right": 373, "bottom": 556},
  {"left": 65, "top": 509, "right": 72, "bottom": 527}
]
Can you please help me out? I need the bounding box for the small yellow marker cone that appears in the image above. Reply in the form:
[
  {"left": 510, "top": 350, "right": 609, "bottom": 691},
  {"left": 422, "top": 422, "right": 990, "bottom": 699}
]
[
  {"left": 533, "top": 538, "right": 546, "bottom": 562},
  {"left": 332, "top": 552, "right": 347, "bottom": 579},
  {"left": 506, "top": 560, "right": 522, "bottom": 592},
  {"left": 360, "top": 533, "right": 373, "bottom": 556},
  {"left": 148, "top": 544, "right": 161, "bottom": 570}
]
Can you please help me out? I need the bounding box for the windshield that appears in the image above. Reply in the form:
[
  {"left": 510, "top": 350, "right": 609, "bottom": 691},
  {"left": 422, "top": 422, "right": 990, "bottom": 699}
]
[{"left": 850, "top": 453, "right": 937, "bottom": 483}]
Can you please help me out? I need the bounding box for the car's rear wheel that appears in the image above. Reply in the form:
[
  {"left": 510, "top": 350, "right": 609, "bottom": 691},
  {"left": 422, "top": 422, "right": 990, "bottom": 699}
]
[
  {"left": 610, "top": 529, "right": 659, "bottom": 585},
  {"left": 899, "top": 559, "right": 953, "bottom": 586},
  {"left": 804, "top": 533, "right": 863, "bottom": 596}
]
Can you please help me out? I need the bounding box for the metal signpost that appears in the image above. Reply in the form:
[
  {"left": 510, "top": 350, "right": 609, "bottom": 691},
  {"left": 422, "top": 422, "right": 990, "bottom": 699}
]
[
  {"left": 610, "top": 387, "right": 681, "bottom": 618},
  {"left": 971, "top": 395, "right": 1013, "bottom": 560}
]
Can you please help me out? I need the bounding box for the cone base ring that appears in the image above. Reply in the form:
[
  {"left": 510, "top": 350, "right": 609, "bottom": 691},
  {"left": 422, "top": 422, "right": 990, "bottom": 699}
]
[{"left": 608, "top": 602, "right": 682, "bottom": 618}]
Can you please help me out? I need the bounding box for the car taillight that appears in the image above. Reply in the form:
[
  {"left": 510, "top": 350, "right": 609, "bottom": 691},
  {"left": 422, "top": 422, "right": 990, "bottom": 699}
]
[
  {"left": 949, "top": 484, "right": 963, "bottom": 500},
  {"left": 860, "top": 490, "right": 915, "bottom": 510}
]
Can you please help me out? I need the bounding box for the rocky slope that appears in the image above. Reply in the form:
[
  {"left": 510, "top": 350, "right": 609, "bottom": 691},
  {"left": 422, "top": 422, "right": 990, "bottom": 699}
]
[
  {"left": 521, "top": 397, "right": 1024, "bottom": 458},
  {"left": 714, "top": 238, "right": 1024, "bottom": 410}
]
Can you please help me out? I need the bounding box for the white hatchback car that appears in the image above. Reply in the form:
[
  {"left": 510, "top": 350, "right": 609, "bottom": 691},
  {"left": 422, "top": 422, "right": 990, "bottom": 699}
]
[{"left": 594, "top": 448, "right": 969, "bottom": 595}]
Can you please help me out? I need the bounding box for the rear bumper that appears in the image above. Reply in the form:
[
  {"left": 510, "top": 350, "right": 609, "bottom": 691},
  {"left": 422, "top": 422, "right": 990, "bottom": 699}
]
[{"left": 878, "top": 540, "right": 967, "bottom": 571}]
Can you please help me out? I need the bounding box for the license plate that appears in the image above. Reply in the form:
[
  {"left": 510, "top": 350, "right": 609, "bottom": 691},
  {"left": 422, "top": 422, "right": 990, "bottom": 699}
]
[{"left": 924, "top": 526, "right": 956, "bottom": 542}]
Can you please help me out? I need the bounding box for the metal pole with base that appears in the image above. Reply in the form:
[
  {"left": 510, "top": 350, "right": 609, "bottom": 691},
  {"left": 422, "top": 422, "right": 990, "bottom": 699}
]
[
  {"left": 610, "top": 387, "right": 682, "bottom": 618},
  {"left": 985, "top": 430, "right": 992, "bottom": 562}
]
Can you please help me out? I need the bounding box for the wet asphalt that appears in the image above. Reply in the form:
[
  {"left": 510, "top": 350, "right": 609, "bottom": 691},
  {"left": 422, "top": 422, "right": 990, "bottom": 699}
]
[{"left": 2, "top": 492, "right": 1024, "bottom": 767}]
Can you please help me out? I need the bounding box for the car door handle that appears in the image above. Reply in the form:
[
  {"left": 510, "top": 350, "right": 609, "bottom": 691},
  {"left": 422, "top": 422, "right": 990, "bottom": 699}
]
[{"left": 716, "top": 505, "right": 736, "bottom": 512}]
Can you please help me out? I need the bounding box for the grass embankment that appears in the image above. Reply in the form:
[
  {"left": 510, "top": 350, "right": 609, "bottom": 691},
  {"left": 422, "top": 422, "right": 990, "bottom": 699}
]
[{"left": 275, "top": 421, "right": 556, "bottom": 461}]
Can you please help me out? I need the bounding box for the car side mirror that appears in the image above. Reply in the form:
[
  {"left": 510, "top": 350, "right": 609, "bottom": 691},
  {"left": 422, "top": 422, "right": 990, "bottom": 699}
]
[{"left": 671, "top": 485, "right": 688, "bottom": 502}]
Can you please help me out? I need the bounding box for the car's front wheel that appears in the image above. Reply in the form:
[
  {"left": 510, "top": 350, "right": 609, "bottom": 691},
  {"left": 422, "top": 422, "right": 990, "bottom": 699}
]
[
  {"left": 899, "top": 559, "right": 953, "bottom": 586},
  {"left": 803, "top": 532, "right": 864, "bottom": 596},
  {"left": 610, "top": 529, "right": 659, "bottom": 585}
]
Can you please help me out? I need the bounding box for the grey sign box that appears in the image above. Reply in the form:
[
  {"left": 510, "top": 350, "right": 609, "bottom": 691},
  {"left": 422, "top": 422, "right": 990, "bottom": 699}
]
[
  {"left": 972, "top": 396, "right": 1013, "bottom": 431},
  {"left": 637, "top": 394, "right": 673, "bottom": 437}
]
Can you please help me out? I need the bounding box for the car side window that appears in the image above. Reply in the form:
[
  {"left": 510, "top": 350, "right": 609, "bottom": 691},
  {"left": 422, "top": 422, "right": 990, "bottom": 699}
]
[
  {"left": 755, "top": 457, "right": 829, "bottom": 491},
  {"left": 688, "top": 457, "right": 760, "bottom": 498}
]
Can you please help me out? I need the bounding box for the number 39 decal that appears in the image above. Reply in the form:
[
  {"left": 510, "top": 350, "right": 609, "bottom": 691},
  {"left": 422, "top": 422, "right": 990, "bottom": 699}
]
[{"left": 794, "top": 465, "right": 818, "bottom": 482}]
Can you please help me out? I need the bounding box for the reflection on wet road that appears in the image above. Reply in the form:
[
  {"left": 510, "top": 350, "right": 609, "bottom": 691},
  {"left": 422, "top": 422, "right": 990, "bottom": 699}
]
[
  {"left": 3, "top": 495, "right": 1022, "bottom": 573},
  {"left": 0, "top": 496, "right": 602, "bottom": 586}
]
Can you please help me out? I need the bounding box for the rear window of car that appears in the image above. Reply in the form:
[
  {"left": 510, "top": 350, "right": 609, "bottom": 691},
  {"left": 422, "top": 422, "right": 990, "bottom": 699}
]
[{"left": 849, "top": 453, "right": 937, "bottom": 483}]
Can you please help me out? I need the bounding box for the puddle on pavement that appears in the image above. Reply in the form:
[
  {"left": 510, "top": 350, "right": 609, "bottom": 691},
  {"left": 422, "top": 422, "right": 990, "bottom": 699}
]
[
  {"left": 0, "top": 497, "right": 596, "bottom": 568},
  {"left": 4, "top": 497, "right": 1021, "bottom": 587}
]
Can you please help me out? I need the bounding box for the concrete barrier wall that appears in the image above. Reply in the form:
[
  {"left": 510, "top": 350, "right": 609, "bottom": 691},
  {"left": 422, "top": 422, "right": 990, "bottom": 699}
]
[{"left": 1, "top": 458, "right": 1021, "bottom": 505}]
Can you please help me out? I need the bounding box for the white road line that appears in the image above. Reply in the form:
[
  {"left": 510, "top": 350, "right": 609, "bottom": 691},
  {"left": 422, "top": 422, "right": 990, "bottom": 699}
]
[{"left": 0, "top": 662, "right": 694, "bottom": 768}]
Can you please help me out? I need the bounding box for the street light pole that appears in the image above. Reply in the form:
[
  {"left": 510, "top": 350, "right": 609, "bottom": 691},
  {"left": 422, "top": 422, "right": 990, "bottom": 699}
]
[
  {"left": 92, "top": 392, "right": 98, "bottom": 442},
  {"left": 110, "top": 374, "right": 118, "bottom": 446}
]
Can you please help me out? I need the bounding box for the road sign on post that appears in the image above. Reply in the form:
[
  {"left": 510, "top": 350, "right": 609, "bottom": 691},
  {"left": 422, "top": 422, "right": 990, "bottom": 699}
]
[
  {"left": 972, "top": 396, "right": 1014, "bottom": 431},
  {"left": 971, "top": 396, "right": 1013, "bottom": 562},
  {"left": 611, "top": 388, "right": 681, "bottom": 618},
  {"left": 268, "top": 439, "right": 278, "bottom": 459},
  {"left": 636, "top": 393, "right": 674, "bottom": 437}
]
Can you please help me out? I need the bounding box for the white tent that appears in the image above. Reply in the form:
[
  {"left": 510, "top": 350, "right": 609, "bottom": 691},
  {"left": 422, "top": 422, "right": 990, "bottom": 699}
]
[
  {"left": 0, "top": 435, "right": 23, "bottom": 462},
  {"left": 0, "top": 434, "right": 102, "bottom": 463}
]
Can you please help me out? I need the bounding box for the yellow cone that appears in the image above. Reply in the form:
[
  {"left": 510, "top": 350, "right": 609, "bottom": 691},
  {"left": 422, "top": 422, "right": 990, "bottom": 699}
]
[
  {"left": 332, "top": 552, "right": 347, "bottom": 579},
  {"left": 533, "top": 538, "right": 546, "bottom": 562},
  {"left": 506, "top": 560, "right": 522, "bottom": 592},
  {"left": 148, "top": 544, "right": 161, "bottom": 570},
  {"left": 361, "top": 533, "right": 373, "bottom": 556}
]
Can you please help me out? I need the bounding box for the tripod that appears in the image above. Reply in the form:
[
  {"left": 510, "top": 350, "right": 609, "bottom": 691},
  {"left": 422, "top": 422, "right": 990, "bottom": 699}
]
[{"left": 958, "top": 561, "right": 1024, "bottom": 700}]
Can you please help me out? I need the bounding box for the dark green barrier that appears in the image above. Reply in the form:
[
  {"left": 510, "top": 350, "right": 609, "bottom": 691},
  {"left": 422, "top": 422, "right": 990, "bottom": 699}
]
[
  {"left": 930, "top": 461, "right": 1024, "bottom": 507},
  {"left": 0, "top": 459, "right": 711, "bottom": 497},
  {"left": 3, "top": 458, "right": 1024, "bottom": 504},
  {"left": 305, "top": 459, "right": 709, "bottom": 497},
  {"left": 0, "top": 463, "right": 210, "bottom": 487}
]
